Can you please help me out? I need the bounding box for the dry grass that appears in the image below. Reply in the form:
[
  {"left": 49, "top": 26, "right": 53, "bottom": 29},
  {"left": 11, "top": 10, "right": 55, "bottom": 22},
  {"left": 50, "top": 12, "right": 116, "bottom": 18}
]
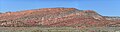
[{"left": 0, "top": 27, "right": 119, "bottom": 32}]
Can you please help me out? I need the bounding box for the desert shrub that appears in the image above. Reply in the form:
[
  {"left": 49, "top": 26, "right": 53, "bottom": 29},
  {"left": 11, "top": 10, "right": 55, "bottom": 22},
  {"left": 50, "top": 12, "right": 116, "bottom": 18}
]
[
  {"left": 31, "top": 30, "right": 42, "bottom": 32},
  {"left": 102, "top": 31, "right": 108, "bottom": 32}
]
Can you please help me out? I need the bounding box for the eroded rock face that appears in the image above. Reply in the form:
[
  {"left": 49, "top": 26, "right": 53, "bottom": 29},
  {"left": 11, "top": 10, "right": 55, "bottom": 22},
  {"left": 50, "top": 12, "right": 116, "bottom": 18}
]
[{"left": 0, "top": 8, "right": 119, "bottom": 28}]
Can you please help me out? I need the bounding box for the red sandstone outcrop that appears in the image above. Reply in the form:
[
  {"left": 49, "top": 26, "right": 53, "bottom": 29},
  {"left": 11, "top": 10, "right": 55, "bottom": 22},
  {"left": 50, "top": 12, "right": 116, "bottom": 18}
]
[{"left": 0, "top": 8, "right": 119, "bottom": 28}]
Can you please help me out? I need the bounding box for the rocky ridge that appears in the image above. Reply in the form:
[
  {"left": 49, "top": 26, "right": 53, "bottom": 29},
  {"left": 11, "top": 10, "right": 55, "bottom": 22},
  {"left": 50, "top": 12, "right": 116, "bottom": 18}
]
[{"left": 0, "top": 8, "right": 119, "bottom": 28}]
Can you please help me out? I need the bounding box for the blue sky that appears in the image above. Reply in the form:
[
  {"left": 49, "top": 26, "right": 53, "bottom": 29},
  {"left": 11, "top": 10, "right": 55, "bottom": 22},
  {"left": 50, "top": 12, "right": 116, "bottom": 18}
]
[{"left": 0, "top": 0, "right": 120, "bottom": 16}]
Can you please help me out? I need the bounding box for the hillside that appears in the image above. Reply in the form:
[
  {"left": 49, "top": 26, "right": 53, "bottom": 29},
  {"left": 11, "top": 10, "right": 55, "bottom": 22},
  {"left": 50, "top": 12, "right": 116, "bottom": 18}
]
[{"left": 0, "top": 8, "right": 119, "bottom": 28}]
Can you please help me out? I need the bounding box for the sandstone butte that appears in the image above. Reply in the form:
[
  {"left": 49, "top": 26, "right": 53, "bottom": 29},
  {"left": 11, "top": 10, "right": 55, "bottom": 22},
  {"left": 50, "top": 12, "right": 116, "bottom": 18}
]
[{"left": 0, "top": 8, "right": 120, "bottom": 28}]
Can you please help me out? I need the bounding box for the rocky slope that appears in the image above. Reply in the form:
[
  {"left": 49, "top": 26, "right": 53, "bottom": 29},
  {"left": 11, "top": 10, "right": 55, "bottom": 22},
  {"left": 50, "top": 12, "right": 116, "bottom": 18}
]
[{"left": 0, "top": 8, "right": 119, "bottom": 28}]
